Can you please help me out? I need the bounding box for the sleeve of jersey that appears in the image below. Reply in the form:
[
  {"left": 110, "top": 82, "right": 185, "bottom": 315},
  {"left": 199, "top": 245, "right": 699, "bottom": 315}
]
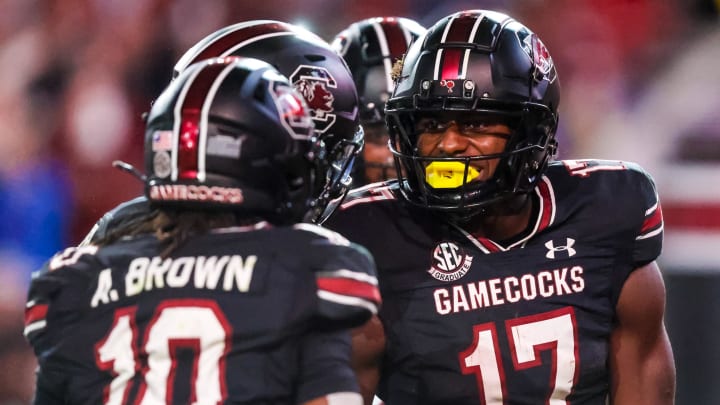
[
  {"left": 294, "top": 224, "right": 381, "bottom": 329},
  {"left": 79, "top": 196, "right": 150, "bottom": 246},
  {"left": 295, "top": 329, "right": 359, "bottom": 403},
  {"left": 24, "top": 257, "right": 93, "bottom": 369},
  {"left": 24, "top": 263, "right": 60, "bottom": 347},
  {"left": 631, "top": 165, "right": 664, "bottom": 267},
  {"left": 23, "top": 264, "right": 74, "bottom": 402}
]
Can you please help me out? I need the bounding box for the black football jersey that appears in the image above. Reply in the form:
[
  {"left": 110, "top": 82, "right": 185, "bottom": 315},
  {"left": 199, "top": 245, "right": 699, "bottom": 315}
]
[
  {"left": 25, "top": 222, "right": 380, "bottom": 405},
  {"left": 324, "top": 160, "right": 663, "bottom": 405}
]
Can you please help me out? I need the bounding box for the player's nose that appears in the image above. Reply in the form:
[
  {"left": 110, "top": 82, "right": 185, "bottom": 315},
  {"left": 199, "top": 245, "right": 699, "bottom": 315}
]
[{"left": 436, "top": 123, "right": 469, "bottom": 155}]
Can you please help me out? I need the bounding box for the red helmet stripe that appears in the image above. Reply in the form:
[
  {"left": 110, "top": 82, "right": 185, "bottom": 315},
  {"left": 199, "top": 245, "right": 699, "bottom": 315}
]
[
  {"left": 443, "top": 14, "right": 480, "bottom": 43},
  {"left": 185, "top": 22, "right": 295, "bottom": 67},
  {"left": 174, "top": 62, "right": 231, "bottom": 181},
  {"left": 439, "top": 48, "right": 463, "bottom": 80},
  {"left": 435, "top": 14, "right": 483, "bottom": 80},
  {"left": 374, "top": 18, "right": 409, "bottom": 93},
  {"left": 379, "top": 18, "right": 409, "bottom": 59}
]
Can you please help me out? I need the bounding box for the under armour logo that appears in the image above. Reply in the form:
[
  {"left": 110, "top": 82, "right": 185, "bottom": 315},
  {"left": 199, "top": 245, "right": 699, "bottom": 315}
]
[{"left": 545, "top": 238, "right": 576, "bottom": 259}]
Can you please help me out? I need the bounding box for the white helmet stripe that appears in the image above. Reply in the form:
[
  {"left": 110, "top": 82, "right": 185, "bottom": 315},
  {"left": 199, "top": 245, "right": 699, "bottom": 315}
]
[
  {"left": 222, "top": 31, "right": 295, "bottom": 57},
  {"left": 197, "top": 62, "right": 236, "bottom": 182},
  {"left": 433, "top": 15, "right": 457, "bottom": 79},
  {"left": 371, "top": 21, "right": 395, "bottom": 94},
  {"left": 172, "top": 66, "right": 204, "bottom": 181},
  {"left": 172, "top": 61, "right": 237, "bottom": 182},
  {"left": 401, "top": 22, "right": 413, "bottom": 49},
  {"left": 434, "top": 13, "right": 486, "bottom": 80},
  {"left": 461, "top": 13, "right": 485, "bottom": 78}
]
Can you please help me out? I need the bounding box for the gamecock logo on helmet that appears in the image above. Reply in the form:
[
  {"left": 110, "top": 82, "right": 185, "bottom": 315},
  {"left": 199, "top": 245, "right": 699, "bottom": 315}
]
[
  {"left": 519, "top": 31, "right": 558, "bottom": 83},
  {"left": 270, "top": 81, "right": 314, "bottom": 140},
  {"left": 290, "top": 65, "right": 337, "bottom": 134}
]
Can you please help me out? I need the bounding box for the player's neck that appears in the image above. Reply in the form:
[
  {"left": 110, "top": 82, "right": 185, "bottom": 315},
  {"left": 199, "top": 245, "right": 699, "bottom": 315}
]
[{"left": 458, "top": 194, "right": 535, "bottom": 242}]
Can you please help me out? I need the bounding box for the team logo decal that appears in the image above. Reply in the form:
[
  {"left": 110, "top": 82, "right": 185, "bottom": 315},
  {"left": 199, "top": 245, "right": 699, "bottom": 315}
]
[
  {"left": 152, "top": 130, "right": 173, "bottom": 179},
  {"left": 439, "top": 79, "right": 455, "bottom": 93},
  {"left": 270, "top": 80, "right": 314, "bottom": 140},
  {"left": 519, "top": 31, "right": 557, "bottom": 83},
  {"left": 153, "top": 151, "right": 172, "bottom": 179},
  {"left": 545, "top": 238, "right": 576, "bottom": 259},
  {"left": 290, "top": 65, "right": 337, "bottom": 134},
  {"left": 152, "top": 130, "right": 173, "bottom": 152},
  {"left": 428, "top": 242, "right": 474, "bottom": 282},
  {"left": 206, "top": 133, "right": 246, "bottom": 158}
]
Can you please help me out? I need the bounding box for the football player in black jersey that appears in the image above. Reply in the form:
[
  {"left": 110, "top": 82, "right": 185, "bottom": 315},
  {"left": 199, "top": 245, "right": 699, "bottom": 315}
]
[
  {"left": 323, "top": 10, "right": 676, "bottom": 405},
  {"left": 72, "top": 12, "right": 676, "bottom": 405},
  {"left": 78, "top": 20, "right": 364, "bottom": 246},
  {"left": 24, "top": 57, "right": 379, "bottom": 405},
  {"left": 330, "top": 17, "right": 426, "bottom": 187}
]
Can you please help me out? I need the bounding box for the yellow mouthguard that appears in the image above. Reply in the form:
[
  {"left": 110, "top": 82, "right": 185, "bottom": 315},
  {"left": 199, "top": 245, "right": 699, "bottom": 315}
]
[{"left": 425, "top": 161, "right": 479, "bottom": 188}]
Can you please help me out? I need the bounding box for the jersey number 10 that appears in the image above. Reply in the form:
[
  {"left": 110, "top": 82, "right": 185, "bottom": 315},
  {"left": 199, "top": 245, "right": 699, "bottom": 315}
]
[{"left": 95, "top": 299, "right": 230, "bottom": 404}]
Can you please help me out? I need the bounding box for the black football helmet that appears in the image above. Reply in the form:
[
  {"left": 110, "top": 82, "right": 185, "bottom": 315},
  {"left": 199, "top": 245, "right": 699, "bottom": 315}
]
[
  {"left": 385, "top": 10, "right": 560, "bottom": 212},
  {"left": 174, "top": 21, "right": 363, "bottom": 221},
  {"left": 331, "top": 17, "right": 426, "bottom": 125},
  {"left": 144, "top": 57, "right": 325, "bottom": 224}
]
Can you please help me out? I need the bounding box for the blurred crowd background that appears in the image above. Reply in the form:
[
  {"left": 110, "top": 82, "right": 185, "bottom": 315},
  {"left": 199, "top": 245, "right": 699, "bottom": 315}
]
[{"left": 0, "top": 0, "right": 718, "bottom": 403}]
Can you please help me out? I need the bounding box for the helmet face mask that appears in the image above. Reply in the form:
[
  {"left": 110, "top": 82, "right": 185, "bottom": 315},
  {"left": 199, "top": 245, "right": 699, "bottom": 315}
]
[
  {"left": 312, "top": 124, "right": 363, "bottom": 222},
  {"left": 385, "top": 10, "right": 560, "bottom": 213},
  {"left": 173, "top": 20, "right": 364, "bottom": 221},
  {"left": 144, "top": 57, "right": 327, "bottom": 224}
]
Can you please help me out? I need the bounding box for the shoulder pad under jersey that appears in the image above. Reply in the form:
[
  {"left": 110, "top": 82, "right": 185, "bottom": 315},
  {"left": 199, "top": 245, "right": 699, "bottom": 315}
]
[{"left": 80, "top": 196, "right": 151, "bottom": 246}]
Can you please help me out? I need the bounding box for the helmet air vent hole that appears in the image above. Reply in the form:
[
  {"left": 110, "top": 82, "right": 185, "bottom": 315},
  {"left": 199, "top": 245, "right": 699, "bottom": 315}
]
[{"left": 305, "top": 54, "right": 326, "bottom": 62}]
